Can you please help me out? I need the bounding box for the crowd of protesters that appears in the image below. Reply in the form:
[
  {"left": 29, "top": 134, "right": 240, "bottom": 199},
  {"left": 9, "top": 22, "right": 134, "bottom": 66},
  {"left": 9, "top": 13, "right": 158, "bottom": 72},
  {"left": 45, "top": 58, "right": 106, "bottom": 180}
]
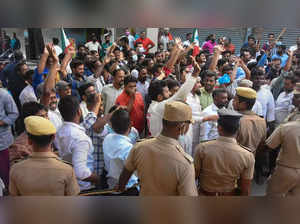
[{"left": 1, "top": 27, "right": 300, "bottom": 197}]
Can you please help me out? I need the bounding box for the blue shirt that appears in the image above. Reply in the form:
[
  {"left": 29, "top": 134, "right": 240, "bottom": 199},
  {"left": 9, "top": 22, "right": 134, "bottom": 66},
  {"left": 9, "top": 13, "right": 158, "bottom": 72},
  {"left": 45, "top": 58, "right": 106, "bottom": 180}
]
[
  {"left": 236, "top": 67, "right": 246, "bottom": 80},
  {"left": 33, "top": 67, "right": 48, "bottom": 90},
  {"left": 272, "top": 53, "right": 289, "bottom": 68},
  {"left": 103, "top": 133, "right": 139, "bottom": 189}
]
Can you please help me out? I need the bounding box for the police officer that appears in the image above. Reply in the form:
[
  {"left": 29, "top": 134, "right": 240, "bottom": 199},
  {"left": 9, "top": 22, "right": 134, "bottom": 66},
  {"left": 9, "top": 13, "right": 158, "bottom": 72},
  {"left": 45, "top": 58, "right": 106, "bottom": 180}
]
[
  {"left": 194, "top": 108, "right": 255, "bottom": 196},
  {"left": 283, "top": 83, "right": 300, "bottom": 123},
  {"left": 233, "top": 87, "right": 267, "bottom": 153},
  {"left": 266, "top": 85, "right": 300, "bottom": 196},
  {"left": 9, "top": 116, "right": 80, "bottom": 196},
  {"left": 117, "top": 101, "right": 198, "bottom": 196}
]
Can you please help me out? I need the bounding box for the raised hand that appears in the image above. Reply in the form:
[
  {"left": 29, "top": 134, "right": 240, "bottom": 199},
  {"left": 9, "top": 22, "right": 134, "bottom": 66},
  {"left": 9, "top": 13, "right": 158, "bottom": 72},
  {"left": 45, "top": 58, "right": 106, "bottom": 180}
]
[{"left": 190, "top": 55, "right": 201, "bottom": 76}]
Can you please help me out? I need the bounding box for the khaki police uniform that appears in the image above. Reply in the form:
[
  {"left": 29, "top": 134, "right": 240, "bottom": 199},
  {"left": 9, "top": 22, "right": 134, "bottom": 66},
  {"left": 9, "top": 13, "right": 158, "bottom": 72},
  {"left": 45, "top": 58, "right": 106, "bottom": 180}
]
[
  {"left": 124, "top": 101, "right": 198, "bottom": 196},
  {"left": 266, "top": 119, "right": 300, "bottom": 196},
  {"left": 237, "top": 110, "right": 267, "bottom": 153},
  {"left": 125, "top": 135, "right": 198, "bottom": 196},
  {"left": 9, "top": 152, "right": 80, "bottom": 196},
  {"left": 194, "top": 137, "right": 255, "bottom": 195},
  {"left": 234, "top": 87, "right": 267, "bottom": 154},
  {"left": 9, "top": 116, "right": 80, "bottom": 196}
]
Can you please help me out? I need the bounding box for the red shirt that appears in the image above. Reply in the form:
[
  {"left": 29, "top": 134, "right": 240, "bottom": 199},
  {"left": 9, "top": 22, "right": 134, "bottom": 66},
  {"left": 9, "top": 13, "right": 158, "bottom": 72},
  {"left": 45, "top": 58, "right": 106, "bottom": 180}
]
[
  {"left": 115, "top": 91, "right": 145, "bottom": 133},
  {"left": 134, "top": 37, "right": 155, "bottom": 54}
]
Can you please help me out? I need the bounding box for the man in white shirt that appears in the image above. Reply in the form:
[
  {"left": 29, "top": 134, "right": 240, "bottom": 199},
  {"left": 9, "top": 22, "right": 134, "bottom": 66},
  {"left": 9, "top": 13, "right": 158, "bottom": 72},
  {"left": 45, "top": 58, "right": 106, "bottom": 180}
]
[
  {"left": 275, "top": 75, "right": 296, "bottom": 125},
  {"left": 19, "top": 70, "right": 37, "bottom": 106},
  {"left": 200, "top": 88, "right": 228, "bottom": 142},
  {"left": 147, "top": 71, "right": 199, "bottom": 137},
  {"left": 125, "top": 28, "right": 136, "bottom": 50},
  {"left": 102, "top": 68, "right": 125, "bottom": 114},
  {"left": 54, "top": 96, "right": 101, "bottom": 191},
  {"left": 85, "top": 33, "right": 101, "bottom": 53},
  {"left": 186, "top": 77, "right": 219, "bottom": 155},
  {"left": 103, "top": 109, "right": 139, "bottom": 194},
  {"left": 251, "top": 68, "right": 275, "bottom": 131},
  {"left": 183, "top": 33, "right": 192, "bottom": 47},
  {"left": 136, "top": 66, "right": 149, "bottom": 102},
  {"left": 53, "top": 37, "right": 62, "bottom": 56}
]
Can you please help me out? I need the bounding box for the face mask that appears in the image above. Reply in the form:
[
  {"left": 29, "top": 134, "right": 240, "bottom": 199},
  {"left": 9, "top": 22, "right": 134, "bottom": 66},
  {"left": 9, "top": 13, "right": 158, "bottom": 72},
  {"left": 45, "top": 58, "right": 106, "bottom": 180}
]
[
  {"left": 132, "top": 54, "right": 138, "bottom": 61},
  {"left": 139, "top": 47, "right": 145, "bottom": 53}
]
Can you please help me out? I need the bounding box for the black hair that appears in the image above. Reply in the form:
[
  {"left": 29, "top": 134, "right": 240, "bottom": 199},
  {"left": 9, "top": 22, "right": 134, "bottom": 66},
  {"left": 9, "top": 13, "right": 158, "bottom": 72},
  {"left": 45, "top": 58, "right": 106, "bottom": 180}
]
[
  {"left": 248, "top": 35, "right": 255, "bottom": 41},
  {"left": 110, "top": 109, "right": 131, "bottom": 135},
  {"left": 217, "top": 58, "right": 228, "bottom": 69},
  {"left": 166, "top": 79, "right": 180, "bottom": 90},
  {"left": 212, "top": 88, "right": 228, "bottom": 99},
  {"left": 28, "top": 133, "right": 54, "bottom": 148},
  {"left": 222, "top": 50, "right": 232, "bottom": 56},
  {"left": 15, "top": 61, "right": 27, "bottom": 74},
  {"left": 217, "top": 118, "right": 240, "bottom": 135},
  {"left": 268, "top": 33, "right": 275, "bottom": 37},
  {"left": 206, "top": 34, "right": 215, "bottom": 41},
  {"left": 155, "top": 51, "right": 163, "bottom": 57},
  {"left": 77, "top": 44, "right": 86, "bottom": 50},
  {"left": 124, "top": 75, "right": 137, "bottom": 86},
  {"left": 148, "top": 80, "right": 168, "bottom": 101},
  {"left": 70, "top": 59, "right": 84, "bottom": 69},
  {"left": 237, "top": 95, "right": 256, "bottom": 110},
  {"left": 112, "top": 68, "right": 125, "bottom": 77},
  {"left": 251, "top": 67, "right": 265, "bottom": 79},
  {"left": 247, "top": 62, "right": 258, "bottom": 71},
  {"left": 22, "top": 102, "right": 47, "bottom": 119},
  {"left": 240, "top": 48, "right": 251, "bottom": 57},
  {"left": 284, "top": 74, "right": 297, "bottom": 84},
  {"left": 58, "top": 95, "right": 80, "bottom": 122},
  {"left": 108, "top": 105, "right": 118, "bottom": 114},
  {"left": 90, "top": 50, "right": 98, "bottom": 55},
  {"left": 186, "top": 32, "right": 192, "bottom": 37},
  {"left": 152, "top": 63, "right": 164, "bottom": 74},
  {"left": 23, "top": 69, "right": 35, "bottom": 81},
  {"left": 202, "top": 70, "right": 217, "bottom": 81},
  {"left": 79, "top": 82, "right": 95, "bottom": 98},
  {"left": 52, "top": 37, "right": 59, "bottom": 45},
  {"left": 222, "top": 65, "right": 233, "bottom": 74}
]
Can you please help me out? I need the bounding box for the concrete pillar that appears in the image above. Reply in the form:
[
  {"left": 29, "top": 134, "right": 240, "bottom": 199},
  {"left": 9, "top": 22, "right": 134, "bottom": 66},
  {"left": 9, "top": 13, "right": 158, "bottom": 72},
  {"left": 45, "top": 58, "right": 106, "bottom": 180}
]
[{"left": 146, "top": 28, "right": 159, "bottom": 53}]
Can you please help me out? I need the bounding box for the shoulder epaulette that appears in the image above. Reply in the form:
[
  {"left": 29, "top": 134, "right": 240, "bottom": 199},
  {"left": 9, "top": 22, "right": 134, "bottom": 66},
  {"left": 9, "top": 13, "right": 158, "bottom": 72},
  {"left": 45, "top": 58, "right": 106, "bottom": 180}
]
[{"left": 238, "top": 144, "right": 253, "bottom": 153}]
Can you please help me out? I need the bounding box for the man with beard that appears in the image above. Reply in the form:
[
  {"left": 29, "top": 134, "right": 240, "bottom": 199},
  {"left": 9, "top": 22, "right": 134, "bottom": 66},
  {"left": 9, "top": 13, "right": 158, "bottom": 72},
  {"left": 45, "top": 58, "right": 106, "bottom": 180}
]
[
  {"left": 78, "top": 82, "right": 97, "bottom": 119},
  {"left": 54, "top": 95, "right": 101, "bottom": 192},
  {"left": 115, "top": 75, "right": 145, "bottom": 134},
  {"left": 147, "top": 57, "right": 201, "bottom": 137},
  {"left": 251, "top": 68, "right": 275, "bottom": 133},
  {"left": 271, "top": 45, "right": 289, "bottom": 68},
  {"left": 200, "top": 88, "right": 228, "bottom": 142},
  {"left": 41, "top": 45, "right": 65, "bottom": 131},
  {"left": 102, "top": 68, "right": 125, "bottom": 114},
  {"left": 136, "top": 66, "right": 149, "bottom": 102},
  {"left": 267, "top": 57, "right": 282, "bottom": 81},
  {"left": 199, "top": 70, "right": 217, "bottom": 110},
  {"left": 186, "top": 77, "right": 219, "bottom": 155},
  {"left": 274, "top": 75, "right": 296, "bottom": 126}
]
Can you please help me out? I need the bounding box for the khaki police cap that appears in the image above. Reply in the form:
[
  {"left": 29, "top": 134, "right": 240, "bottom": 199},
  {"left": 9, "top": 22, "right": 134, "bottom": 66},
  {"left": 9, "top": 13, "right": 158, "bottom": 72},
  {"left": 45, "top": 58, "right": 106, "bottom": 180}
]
[
  {"left": 294, "top": 83, "right": 300, "bottom": 95},
  {"left": 24, "top": 116, "right": 56, "bottom": 136},
  {"left": 236, "top": 87, "right": 257, "bottom": 99},
  {"left": 163, "top": 101, "right": 193, "bottom": 123}
]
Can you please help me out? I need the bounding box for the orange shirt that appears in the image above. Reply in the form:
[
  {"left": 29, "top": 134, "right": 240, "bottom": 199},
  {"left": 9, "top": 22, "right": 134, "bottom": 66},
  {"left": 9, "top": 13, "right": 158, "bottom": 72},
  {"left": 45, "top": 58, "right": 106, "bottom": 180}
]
[{"left": 115, "top": 91, "right": 145, "bottom": 133}]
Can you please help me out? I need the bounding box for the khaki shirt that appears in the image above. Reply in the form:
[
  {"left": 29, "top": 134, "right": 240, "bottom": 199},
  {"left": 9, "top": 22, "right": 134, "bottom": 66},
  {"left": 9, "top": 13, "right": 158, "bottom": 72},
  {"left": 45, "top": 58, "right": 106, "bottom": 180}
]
[
  {"left": 125, "top": 135, "right": 198, "bottom": 196},
  {"left": 194, "top": 136, "right": 255, "bottom": 192},
  {"left": 9, "top": 152, "right": 80, "bottom": 196},
  {"left": 237, "top": 111, "right": 267, "bottom": 153},
  {"left": 266, "top": 119, "right": 300, "bottom": 169},
  {"left": 283, "top": 108, "right": 300, "bottom": 123}
]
